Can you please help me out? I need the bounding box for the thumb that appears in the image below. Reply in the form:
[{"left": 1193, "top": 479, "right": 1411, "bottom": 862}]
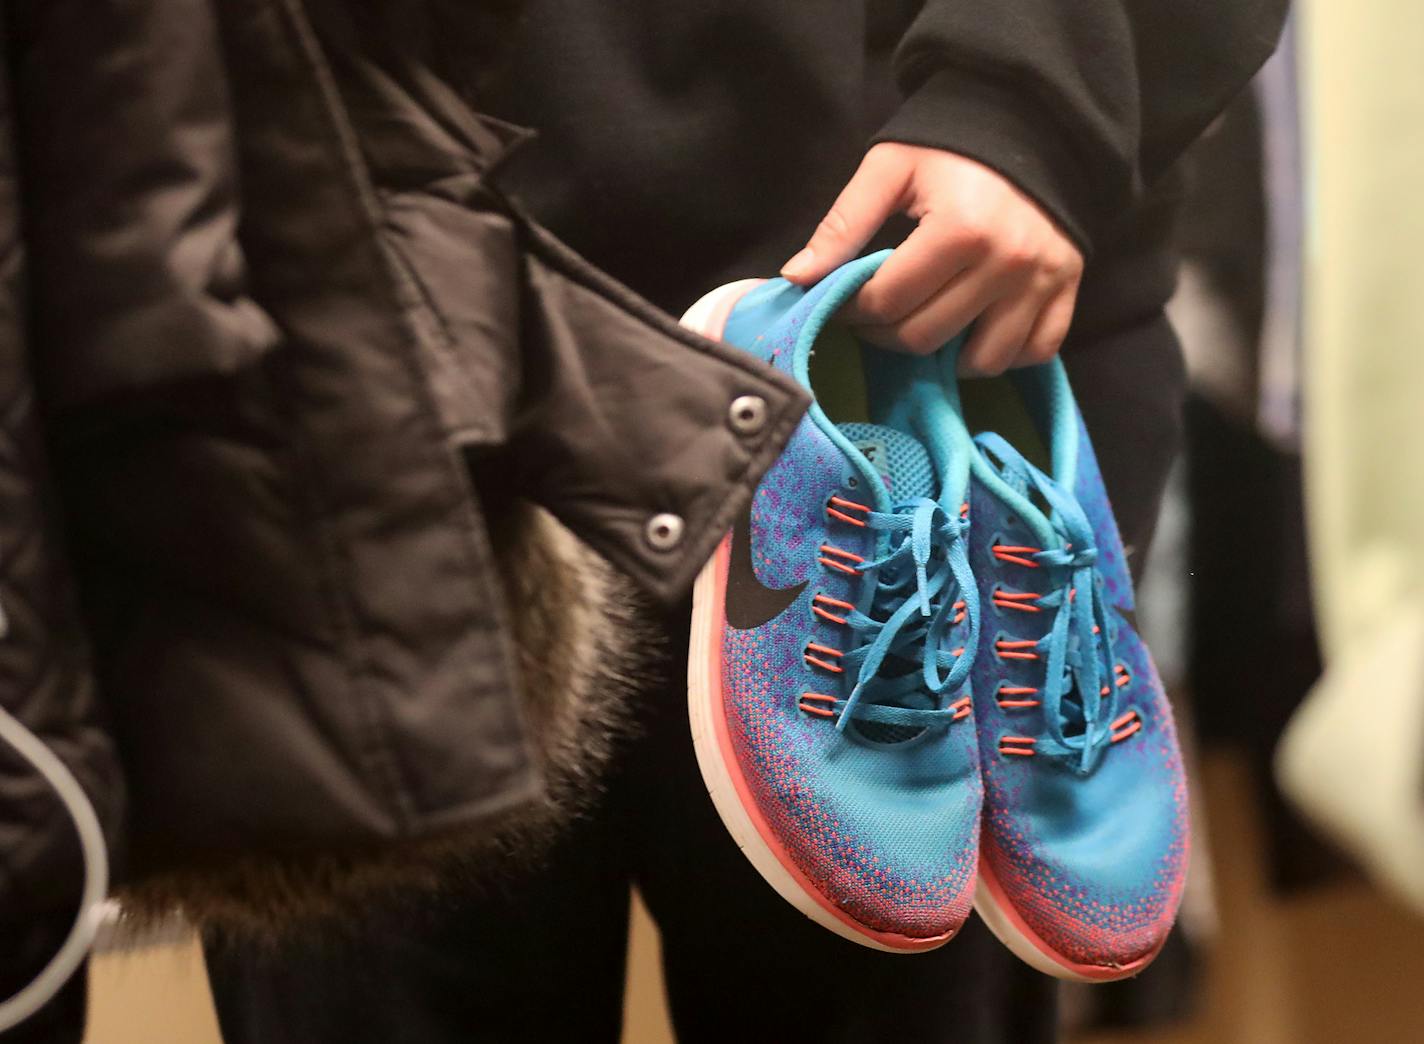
[{"left": 782, "top": 148, "right": 909, "bottom": 285}]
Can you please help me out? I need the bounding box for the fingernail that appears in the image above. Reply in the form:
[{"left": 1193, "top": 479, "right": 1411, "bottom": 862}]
[{"left": 780, "top": 249, "right": 814, "bottom": 280}]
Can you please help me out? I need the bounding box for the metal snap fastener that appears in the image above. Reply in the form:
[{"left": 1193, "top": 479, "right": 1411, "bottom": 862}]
[
  {"left": 645, "top": 512, "right": 685, "bottom": 551},
  {"left": 728, "top": 395, "right": 768, "bottom": 435}
]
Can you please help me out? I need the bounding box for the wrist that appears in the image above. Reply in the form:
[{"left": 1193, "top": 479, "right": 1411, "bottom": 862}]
[{"left": 872, "top": 69, "right": 1109, "bottom": 258}]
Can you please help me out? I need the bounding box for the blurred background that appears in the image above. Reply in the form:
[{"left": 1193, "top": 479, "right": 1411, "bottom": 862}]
[{"left": 77, "top": 4, "right": 1424, "bottom": 1042}]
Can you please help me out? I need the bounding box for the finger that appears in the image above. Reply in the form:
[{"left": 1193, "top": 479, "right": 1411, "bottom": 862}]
[
  {"left": 1015, "top": 276, "right": 1081, "bottom": 368},
  {"left": 781, "top": 149, "right": 911, "bottom": 285},
  {"left": 957, "top": 289, "right": 1052, "bottom": 377},
  {"left": 856, "top": 264, "right": 1001, "bottom": 356},
  {"left": 840, "top": 211, "right": 988, "bottom": 326}
]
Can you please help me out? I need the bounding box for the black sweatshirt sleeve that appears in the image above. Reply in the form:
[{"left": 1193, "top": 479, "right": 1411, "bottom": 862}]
[{"left": 873, "top": 1, "right": 1290, "bottom": 255}]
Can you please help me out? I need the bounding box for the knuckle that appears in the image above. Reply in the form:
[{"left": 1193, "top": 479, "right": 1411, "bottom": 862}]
[
  {"left": 1024, "top": 336, "right": 1063, "bottom": 365},
  {"left": 1046, "top": 249, "right": 1084, "bottom": 284},
  {"left": 1031, "top": 268, "right": 1061, "bottom": 295},
  {"left": 864, "top": 141, "right": 906, "bottom": 170},
  {"left": 998, "top": 241, "right": 1040, "bottom": 273},
  {"left": 854, "top": 284, "right": 894, "bottom": 323},
  {"left": 817, "top": 206, "right": 854, "bottom": 243},
  {"left": 899, "top": 324, "right": 940, "bottom": 355},
  {"left": 973, "top": 353, "right": 1012, "bottom": 378},
  {"left": 957, "top": 352, "right": 988, "bottom": 377},
  {"left": 951, "top": 221, "right": 993, "bottom": 255},
  {"left": 960, "top": 335, "right": 1011, "bottom": 376},
  {"left": 1025, "top": 304, "right": 1073, "bottom": 364},
  {"left": 1039, "top": 255, "right": 1069, "bottom": 283}
]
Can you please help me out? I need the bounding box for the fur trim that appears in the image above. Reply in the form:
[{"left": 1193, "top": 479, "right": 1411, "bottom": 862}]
[{"left": 115, "top": 503, "right": 658, "bottom": 941}]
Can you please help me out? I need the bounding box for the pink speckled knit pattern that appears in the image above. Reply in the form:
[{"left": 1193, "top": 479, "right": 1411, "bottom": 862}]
[{"left": 969, "top": 416, "right": 1188, "bottom": 969}]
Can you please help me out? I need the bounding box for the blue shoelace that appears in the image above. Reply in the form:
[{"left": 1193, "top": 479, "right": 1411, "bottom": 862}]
[
  {"left": 976, "top": 433, "right": 1122, "bottom": 774},
  {"left": 825, "top": 498, "right": 979, "bottom": 732}
]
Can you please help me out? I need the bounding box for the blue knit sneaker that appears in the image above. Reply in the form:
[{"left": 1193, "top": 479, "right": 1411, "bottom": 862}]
[
  {"left": 681, "top": 253, "right": 982, "bottom": 951},
  {"left": 942, "top": 356, "right": 1189, "bottom": 980}
]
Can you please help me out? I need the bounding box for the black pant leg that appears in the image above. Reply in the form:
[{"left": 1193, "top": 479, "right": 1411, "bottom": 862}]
[
  {"left": 1061, "top": 314, "right": 1188, "bottom": 577},
  {"left": 204, "top": 794, "right": 634, "bottom": 1044},
  {"left": 0, "top": 913, "right": 87, "bottom": 1044}
]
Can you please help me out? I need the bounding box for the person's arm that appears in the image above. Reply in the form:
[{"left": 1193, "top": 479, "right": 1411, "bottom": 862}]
[{"left": 783, "top": 1, "right": 1289, "bottom": 373}]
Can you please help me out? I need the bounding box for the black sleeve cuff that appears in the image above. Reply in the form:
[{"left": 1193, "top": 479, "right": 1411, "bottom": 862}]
[{"left": 871, "top": 68, "right": 1114, "bottom": 257}]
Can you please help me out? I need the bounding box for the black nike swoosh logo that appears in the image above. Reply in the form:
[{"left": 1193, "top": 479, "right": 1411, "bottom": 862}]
[{"left": 723, "top": 502, "right": 809, "bottom": 630}]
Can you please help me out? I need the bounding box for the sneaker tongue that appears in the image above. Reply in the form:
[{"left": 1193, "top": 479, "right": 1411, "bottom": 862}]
[
  {"left": 836, "top": 423, "right": 943, "bottom": 744},
  {"left": 837, "top": 422, "right": 936, "bottom": 501},
  {"left": 973, "top": 431, "right": 1064, "bottom": 548}
]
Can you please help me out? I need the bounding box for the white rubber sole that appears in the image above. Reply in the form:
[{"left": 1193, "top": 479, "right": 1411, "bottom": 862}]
[
  {"left": 681, "top": 280, "right": 948, "bottom": 955},
  {"left": 973, "top": 861, "right": 1161, "bottom": 982}
]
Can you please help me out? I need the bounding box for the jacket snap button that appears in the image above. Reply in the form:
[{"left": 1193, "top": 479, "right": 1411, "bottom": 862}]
[
  {"left": 728, "top": 395, "right": 767, "bottom": 435},
  {"left": 645, "top": 513, "right": 685, "bottom": 551}
]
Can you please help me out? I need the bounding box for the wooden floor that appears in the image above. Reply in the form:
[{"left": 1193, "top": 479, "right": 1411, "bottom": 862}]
[{"left": 82, "top": 752, "right": 1424, "bottom": 1043}]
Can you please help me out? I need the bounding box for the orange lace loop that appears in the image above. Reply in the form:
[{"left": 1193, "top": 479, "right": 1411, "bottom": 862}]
[
  {"left": 952, "top": 599, "right": 968, "bottom": 625},
  {"left": 995, "top": 638, "right": 1040, "bottom": 661},
  {"left": 993, "top": 588, "right": 1043, "bottom": 613},
  {"left": 996, "top": 685, "right": 1042, "bottom": 709},
  {"left": 799, "top": 693, "right": 838, "bottom": 718},
  {"left": 826, "top": 496, "right": 871, "bottom": 528},
  {"left": 992, "top": 543, "right": 1041, "bottom": 568},
  {"left": 1114, "top": 664, "right": 1131, "bottom": 688},
  {"left": 999, "top": 735, "right": 1037, "bottom": 757},
  {"left": 1110, "top": 709, "right": 1141, "bottom": 743},
  {"left": 803, "top": 641, "right": 846, "bottom": 673},
  {"left": 811, "top": 593, "right": 854, "bottom": 626},
  {"left": 950, "top": 696, "right": 973, "bottom": 721},
  {"left": 818, "top": 543, "right": 866, "bottom": 576}
]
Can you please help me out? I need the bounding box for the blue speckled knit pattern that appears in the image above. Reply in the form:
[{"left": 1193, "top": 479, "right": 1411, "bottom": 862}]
[
  {"left": 710, "top": 256, "right": 983, "bottom": 939},
  {"left": 967, "top": 360, "right": 1188, "bottom": 969}
]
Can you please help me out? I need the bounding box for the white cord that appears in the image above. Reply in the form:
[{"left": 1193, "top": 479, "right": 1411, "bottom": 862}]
[{"left": 0, "top": 699, "right": 109, "bottom": 1032}]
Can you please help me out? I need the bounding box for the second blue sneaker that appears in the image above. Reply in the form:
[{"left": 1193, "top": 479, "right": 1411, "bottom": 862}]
[{"left": 943, "top": 356, "right": 1189, "bottom": 980}]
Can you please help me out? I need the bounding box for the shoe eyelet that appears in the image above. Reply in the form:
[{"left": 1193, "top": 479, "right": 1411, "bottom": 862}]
[
  {"left": 987, "top": 530, "right": 1006, "bottom": 562},
  {"left": 992, "top": 677, "right": 1043, "bottom": 713},
  {"left": 990, "top": 629, "right": 1041, "bottom": 665}
]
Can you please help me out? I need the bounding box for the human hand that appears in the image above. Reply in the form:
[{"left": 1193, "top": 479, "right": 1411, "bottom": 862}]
[{"left": 781, "top": 143, "right": 1084, "bottom": 376}]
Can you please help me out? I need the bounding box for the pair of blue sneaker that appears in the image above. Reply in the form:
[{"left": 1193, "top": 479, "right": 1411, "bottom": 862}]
[{"left": 683, "top": 254, "right": 1187, "bottom": 979}]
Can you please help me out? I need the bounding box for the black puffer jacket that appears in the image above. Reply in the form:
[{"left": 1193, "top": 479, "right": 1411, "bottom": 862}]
[
  {"left": 0, "top": 0, "right": 806, "bottom": 936},
  {"left": 0, "top": 4, "right": 126, "bottom": 1002}
]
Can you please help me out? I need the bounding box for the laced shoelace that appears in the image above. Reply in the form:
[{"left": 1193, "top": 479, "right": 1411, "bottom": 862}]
[
  {"left": 976, "top": 433, "right": 1122, "bottom": 774},
  {"left": 813, "top": 497, "right": 979, "bottom": 732}
]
